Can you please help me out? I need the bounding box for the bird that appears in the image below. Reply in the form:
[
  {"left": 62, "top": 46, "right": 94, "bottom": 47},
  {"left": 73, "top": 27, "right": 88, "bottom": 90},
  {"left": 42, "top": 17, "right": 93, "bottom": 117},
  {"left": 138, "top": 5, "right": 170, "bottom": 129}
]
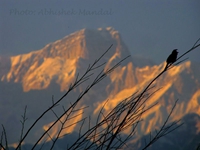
[{"left": 164, "top": 49, "right": 178, "bottom": 71}]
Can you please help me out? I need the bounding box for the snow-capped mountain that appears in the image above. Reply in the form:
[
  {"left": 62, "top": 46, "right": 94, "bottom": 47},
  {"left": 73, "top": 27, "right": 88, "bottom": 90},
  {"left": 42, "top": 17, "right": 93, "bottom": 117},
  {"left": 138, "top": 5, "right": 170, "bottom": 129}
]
[{"left": 0, "top": 27, "right": 199, "bottom": 148}]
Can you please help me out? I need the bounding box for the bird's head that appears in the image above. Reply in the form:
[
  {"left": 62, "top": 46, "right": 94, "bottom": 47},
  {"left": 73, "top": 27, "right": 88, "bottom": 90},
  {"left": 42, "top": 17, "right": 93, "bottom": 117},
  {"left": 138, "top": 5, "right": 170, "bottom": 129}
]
[{"left": 172, "top": 49, "right": 178, "bottom": 54}]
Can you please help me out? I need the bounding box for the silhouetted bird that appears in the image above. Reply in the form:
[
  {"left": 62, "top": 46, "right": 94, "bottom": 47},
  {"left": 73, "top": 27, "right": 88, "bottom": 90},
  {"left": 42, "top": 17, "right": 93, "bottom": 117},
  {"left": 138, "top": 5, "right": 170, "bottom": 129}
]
[{"left": 164, "top": 49, "right": 178, "bottom": 71}]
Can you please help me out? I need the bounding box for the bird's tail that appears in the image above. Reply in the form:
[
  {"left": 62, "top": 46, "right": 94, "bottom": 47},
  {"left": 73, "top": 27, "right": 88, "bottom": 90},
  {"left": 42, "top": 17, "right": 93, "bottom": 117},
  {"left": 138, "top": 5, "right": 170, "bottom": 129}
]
[{"left": 164, "top": 63, "right": 168, "bottom": 71}]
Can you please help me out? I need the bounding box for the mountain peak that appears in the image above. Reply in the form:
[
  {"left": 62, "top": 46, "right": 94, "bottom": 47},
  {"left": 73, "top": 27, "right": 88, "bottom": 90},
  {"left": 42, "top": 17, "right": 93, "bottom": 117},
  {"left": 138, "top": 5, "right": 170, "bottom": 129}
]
[
  {"left": 1, "top": 27, "right": 131, "bottom": 91},
  {"left": 34, "top": 27, "right": 124, "bottom": 60}
]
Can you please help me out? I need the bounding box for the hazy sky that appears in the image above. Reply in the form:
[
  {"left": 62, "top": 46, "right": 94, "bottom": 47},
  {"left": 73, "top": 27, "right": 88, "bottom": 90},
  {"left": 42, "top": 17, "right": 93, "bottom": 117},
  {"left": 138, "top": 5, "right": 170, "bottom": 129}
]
[{"left": 0, "top": 0, "right": 200, "bottom": 64}]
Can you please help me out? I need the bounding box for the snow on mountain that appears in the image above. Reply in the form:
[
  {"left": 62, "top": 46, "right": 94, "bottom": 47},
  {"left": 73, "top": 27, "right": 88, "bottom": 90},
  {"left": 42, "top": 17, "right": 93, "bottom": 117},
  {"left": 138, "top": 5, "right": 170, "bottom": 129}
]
[
  {"left": 1, "top": 27, "right": 131, "bottom": 92},
  {"left": 0, "top": 27, "right": 199, "bottom": 146}
]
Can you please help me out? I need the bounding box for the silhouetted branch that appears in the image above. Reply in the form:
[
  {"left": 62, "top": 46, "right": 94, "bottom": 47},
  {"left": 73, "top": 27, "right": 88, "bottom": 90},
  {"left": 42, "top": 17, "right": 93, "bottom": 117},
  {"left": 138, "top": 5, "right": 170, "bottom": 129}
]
[
  {"left": 167, "top": 37, "right": 200, "bottom": 70},
  {"left": 0, "top": 129, "right": 6, "bottom": 150},
  {"left": 196, "top": 142, "right": 200, "bottom": 150},
  {"left": 104, "top": 37, "right": 200, "bottom": 149},
  {"left": 1, "top": 125, "right": 8, "bottom": 150},
  {"left": 18, "top": 105, "right": 28, "bottom": 150},
  {"left": 142, "top": 99, "right": 184, "bottom": 150},
  {"left": 2, "top": 38, "right": 198, "bottom": 150},
  {"left": 15, "top": 44, "right": 116, "bottom": 150}
]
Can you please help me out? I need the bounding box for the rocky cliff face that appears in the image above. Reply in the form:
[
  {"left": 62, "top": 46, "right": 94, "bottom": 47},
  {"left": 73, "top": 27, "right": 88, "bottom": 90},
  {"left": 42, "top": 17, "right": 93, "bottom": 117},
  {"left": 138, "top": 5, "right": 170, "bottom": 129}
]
[
  {"left": 0, "top": 27, "right": 199, "bottom": 147},
  {"left": 1, "top": 27, "right": 132, "bottom": 92}
]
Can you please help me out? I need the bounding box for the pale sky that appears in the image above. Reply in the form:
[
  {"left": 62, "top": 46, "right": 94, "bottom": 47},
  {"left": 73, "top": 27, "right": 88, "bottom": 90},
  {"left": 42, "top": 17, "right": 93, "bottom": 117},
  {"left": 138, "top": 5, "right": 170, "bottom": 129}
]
[{"left": 0, "top": 0, "right": 200, "bottom": 63}]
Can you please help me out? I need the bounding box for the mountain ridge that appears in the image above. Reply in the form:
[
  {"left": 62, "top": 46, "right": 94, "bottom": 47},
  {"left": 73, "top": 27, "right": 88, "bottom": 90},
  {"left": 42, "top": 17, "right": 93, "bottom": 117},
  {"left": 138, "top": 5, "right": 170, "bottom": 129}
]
[{"left": 0, "top": 27, "right": 199, "bottom": 147}]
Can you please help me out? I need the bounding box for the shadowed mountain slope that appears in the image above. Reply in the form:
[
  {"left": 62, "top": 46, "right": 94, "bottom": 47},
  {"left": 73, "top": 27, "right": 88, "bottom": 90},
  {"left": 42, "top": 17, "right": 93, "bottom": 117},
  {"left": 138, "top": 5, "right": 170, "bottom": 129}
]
[{"left": 0, "top": 27, "right": 199, "bottom": 147}]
